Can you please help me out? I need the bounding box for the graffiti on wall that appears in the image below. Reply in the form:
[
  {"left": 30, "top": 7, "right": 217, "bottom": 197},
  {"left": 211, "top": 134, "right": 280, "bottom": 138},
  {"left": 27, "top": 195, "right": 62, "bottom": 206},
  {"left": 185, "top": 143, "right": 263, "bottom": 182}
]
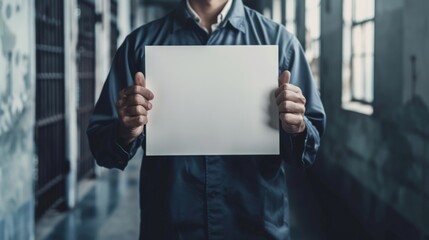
[
  {"left": 0, "top": 0, "right": 35, "bottom": 231},
  {"left": 0, "top": 0, "right": 33, "bottom": 153}
]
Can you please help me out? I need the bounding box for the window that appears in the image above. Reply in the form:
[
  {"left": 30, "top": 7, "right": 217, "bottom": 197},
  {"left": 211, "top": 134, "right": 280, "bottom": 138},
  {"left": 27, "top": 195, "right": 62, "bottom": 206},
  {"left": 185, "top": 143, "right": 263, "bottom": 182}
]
[
  {"left": 305, "top": 0, "right": 321, "bottom": 89},
  {"left": 342, "top": 0, "right": 375, "bottom": 114},
  {"left": 285, "top": 0, "right": 297, "bottom": 34},
  {"left": 263, "top": 0, "right": 281, "bottom": 23},
  {"left": 272, "top": 0, "right": 282, "bottom": 24}
]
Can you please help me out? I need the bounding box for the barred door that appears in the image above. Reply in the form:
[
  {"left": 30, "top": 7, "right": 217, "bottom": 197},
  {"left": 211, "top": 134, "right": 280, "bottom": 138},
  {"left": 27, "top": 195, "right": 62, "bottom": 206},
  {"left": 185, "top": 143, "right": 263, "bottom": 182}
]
[
  {"left": 35, "top": 0, "right": 67, "bottom": 218},
  {"left": 77, "top": 0, "right": 96, "bottom": 180}
]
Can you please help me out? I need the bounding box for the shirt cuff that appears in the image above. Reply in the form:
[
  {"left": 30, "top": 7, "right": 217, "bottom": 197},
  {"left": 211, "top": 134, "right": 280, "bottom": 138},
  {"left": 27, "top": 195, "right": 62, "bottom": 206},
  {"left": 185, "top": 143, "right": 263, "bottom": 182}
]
[
  {"left": 291, "top": 116, "right": 319, "bottom": 167},
  {"left": 109, "top": 122, "right": 145, "bottom": 170}
]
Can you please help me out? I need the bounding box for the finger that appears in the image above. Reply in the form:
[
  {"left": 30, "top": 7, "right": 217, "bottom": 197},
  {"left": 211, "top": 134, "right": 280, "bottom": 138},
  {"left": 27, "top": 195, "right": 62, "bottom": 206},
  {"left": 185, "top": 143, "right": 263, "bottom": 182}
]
[
  {"left": 276, "top": 89, "right": 306, "bottom": 105},
  {"left": 124, "top": 85, "right": 154, "bottom": 100},
  {"left": 274, "top": 84, "right": 287, "bottom": 97},
  {"left": 275, "top": 84, "right": 302, "bottom": 98},
  {"left": 122, "top": 115, "right": 148, "bottom": 128},
  {"left": 116, "top": 89, "right": 128, "bottom": 107},
  {"left": 278, "top": 101, "right": 305, "bottom": 114},
  {"left": 116, "top": 97, "right": 125, "bottom": 108},
  {"left": 278, "top": 70, "right": 291, "bottom": 86},
  {"left": 125, "top": 94, "right": 152, "bottom": 110},
  {"left": 117, "top": 106, "right": 126, "bottom": 119},
  {"left": 134, "top": 72, "right": 146, "bottom": 87},
  {"left": 286, "top": 84, "right": 302, "bottom": 94},
  {"left": 118, "top": 88, "right": 127, "bottom": 98},
  {"left": 124, "top": 105, "right": 148, "bottom": 117},
  {"left": 277, "top": 83, "right": 302, "bottom": 96},
  {"left": 279, "top": 113, "right": 303, "bottom": 126},
  {"left": 281, "top": 122, "right": 300, "bottom": 134}
]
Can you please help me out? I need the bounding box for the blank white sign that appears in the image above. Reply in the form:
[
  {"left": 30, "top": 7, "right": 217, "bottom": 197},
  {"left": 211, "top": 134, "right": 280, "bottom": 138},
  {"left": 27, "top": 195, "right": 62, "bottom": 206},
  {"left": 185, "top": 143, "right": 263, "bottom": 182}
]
[{"left": 145, "top": 45, "right": 279, "bottom": 156}]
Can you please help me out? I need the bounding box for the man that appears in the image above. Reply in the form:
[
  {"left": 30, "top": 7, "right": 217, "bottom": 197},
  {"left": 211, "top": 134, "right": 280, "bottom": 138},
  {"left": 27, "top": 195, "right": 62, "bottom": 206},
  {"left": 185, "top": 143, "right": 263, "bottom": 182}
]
[{"left": 87, "top": 0, "right": 326, "bottom": 239}]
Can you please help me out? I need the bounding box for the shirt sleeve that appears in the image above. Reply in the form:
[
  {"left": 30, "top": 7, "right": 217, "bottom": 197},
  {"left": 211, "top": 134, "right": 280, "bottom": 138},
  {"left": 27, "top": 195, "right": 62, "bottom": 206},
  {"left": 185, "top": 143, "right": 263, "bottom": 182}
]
[
  {"left": 86, "top": 36, "right": 145, "bottom": 170},
  {"left": 280, "top": 36, "right": 326, "bottom": 168}
]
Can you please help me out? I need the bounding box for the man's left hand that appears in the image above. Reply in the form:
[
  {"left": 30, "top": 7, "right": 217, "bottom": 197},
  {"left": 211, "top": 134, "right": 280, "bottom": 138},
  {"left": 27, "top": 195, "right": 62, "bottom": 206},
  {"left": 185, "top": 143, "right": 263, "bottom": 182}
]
[{"left": 275, "top": 70, "right": 306, "bottom": 134}]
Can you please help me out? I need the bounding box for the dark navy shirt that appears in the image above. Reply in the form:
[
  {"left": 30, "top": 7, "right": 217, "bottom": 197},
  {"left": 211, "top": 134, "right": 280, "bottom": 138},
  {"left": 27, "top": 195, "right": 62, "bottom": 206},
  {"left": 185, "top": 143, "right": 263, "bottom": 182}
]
[{"left": 87, "top": 0, "right": 326, "bottom": 239}]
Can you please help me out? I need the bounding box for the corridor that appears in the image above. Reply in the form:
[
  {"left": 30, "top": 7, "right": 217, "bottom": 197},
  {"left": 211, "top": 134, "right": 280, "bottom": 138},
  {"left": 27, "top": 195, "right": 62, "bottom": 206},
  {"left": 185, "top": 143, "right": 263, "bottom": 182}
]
[
  {"left": 36, "top": 149, "right": 325, "bottom": 240},
  {"left": 1, "top": 0, "right": 428, "bottom": 239}
]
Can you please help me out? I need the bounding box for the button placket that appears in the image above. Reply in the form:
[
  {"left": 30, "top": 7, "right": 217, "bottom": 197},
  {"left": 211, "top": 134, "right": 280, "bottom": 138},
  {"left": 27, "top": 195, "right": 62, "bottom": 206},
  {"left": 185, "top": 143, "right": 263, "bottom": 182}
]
[{"left": 205, "top": 156, "right": 224, "bottom": 239}]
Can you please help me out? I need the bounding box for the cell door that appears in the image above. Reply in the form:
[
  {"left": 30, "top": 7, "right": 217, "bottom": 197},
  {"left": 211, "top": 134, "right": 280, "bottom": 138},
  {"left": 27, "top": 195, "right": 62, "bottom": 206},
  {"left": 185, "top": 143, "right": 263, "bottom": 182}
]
[
  {"left": 77, "top": 0, "right": 96, "bottom": 180},
  {"left": 35, "top": 0, "right": 67, "bottom": 218}
]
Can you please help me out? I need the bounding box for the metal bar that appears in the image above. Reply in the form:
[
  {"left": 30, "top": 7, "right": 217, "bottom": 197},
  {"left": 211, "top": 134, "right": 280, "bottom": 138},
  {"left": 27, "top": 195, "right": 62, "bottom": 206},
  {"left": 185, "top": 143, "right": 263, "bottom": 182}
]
[
  {"left": 36, "top": 73, "right": 63, "bottom": 79},
  {"left": 35, "top": 0, "right": 67, "bottom": 219},
  {"left": 36, "top": 114, "right": 65, "bottom": 128},
  {"left": 350, "top": 98, "right": 372, "bottom": 105},
  {"left": 36, "top": 45, "right": 64, "bottom": 53},
  {"left": 352, "top": 17, "right": 375, "bottom": 27},
  {"left": 35, "top": 174, "right": 66, "bottom": 197},
  {"left": 77, "top": 105, "right": 95, "bottom": 115},
  {"left": 77, "top": 0, "right": 96, "bottom": 180}
]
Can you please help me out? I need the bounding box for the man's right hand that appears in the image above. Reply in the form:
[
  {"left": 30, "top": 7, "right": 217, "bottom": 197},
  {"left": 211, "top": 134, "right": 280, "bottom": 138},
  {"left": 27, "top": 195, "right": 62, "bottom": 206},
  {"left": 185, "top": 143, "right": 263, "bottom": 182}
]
[{"left": 116, "top": 72, "right": 154, "bottom": 147}]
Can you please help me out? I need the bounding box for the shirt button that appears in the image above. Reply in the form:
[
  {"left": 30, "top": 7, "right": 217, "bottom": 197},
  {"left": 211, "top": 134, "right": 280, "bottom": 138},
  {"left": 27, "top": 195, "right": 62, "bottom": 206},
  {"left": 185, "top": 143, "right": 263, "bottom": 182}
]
[{"left": 209, "top": 191, "right": 218, "bottom": 198}]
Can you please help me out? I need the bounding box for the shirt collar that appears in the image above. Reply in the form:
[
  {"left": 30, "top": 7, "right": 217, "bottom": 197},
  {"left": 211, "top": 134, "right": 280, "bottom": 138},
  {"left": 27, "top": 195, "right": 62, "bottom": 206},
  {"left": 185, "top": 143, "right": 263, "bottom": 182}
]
[
  {"left": 173, "top": 0, "right": 246, "bottom": 33},
  {"left": 185, "top": 0, "right": 232, "bottom": 30}
]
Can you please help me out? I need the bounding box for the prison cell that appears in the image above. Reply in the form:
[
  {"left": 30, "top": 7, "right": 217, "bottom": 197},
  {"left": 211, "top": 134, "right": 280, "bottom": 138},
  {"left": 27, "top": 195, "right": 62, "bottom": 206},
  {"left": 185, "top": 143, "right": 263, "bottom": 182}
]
[
  {"left": 35, "top": 0, "right": 67, "bottom": 218},
  {"left": 77, "top": 0, "right": 96, "bottom": 180}
]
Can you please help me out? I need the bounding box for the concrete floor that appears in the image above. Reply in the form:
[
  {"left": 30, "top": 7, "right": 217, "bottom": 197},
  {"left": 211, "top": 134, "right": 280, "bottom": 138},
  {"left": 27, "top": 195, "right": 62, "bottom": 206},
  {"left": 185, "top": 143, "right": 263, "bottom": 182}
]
[
  {"left": 36, "top": 151, "right": 141, "bottom": 240},
  {"left": 36, "top": 150, "right": 325, "bottom": 240}
]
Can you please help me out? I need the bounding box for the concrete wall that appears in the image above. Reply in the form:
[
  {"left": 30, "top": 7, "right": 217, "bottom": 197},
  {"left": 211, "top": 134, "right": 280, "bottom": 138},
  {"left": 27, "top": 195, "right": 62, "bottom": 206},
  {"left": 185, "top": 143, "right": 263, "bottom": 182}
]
[
  {"left": 0, "top": 0, "right": 132, "bottom": 237},
  {"left": 316, "top": 0, "right": 429, "bottom": 238},
  {"left": 0, "top": 0, "right": 36, "bottom": 239},
  {"left": 118, "top": 0, "right": 131, "bottom": 44}
]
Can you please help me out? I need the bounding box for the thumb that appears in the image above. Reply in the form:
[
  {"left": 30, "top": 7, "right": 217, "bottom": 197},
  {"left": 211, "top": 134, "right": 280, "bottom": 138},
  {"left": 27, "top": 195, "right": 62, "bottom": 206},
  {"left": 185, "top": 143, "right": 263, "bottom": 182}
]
[
  {"left": 279, "top": 70, "right": 291, "bottom": 86},
  {"left": 134, "top": 72, "right": 145, "bottom": 87}
]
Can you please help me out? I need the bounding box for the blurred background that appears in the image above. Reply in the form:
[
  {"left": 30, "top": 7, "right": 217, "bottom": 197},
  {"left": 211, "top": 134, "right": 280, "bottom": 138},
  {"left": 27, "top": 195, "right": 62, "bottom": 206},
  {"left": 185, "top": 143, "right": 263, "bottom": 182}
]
[{"left": 0, "top": 0, "right": 428, "bottom": 239}]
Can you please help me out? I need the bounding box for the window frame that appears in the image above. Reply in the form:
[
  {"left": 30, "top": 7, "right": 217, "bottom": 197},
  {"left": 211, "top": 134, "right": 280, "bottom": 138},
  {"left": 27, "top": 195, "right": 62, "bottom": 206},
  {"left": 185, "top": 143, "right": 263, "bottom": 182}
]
[
  {"left": 305, "top": 0, "right": 321, "bottom": 90},
  {"left": 342, "top": 0, "right": 375, "bottom": 114},
  {"left": 284, "top": 0, "right": 297, "bottom": 35}
]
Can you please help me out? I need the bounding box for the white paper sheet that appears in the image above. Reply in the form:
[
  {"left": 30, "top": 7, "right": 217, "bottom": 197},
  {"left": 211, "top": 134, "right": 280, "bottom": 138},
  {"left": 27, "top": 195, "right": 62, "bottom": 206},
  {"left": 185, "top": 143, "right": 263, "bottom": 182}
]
[{"left": 145, "top": 45, "right": 279, "bottom": 156}]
